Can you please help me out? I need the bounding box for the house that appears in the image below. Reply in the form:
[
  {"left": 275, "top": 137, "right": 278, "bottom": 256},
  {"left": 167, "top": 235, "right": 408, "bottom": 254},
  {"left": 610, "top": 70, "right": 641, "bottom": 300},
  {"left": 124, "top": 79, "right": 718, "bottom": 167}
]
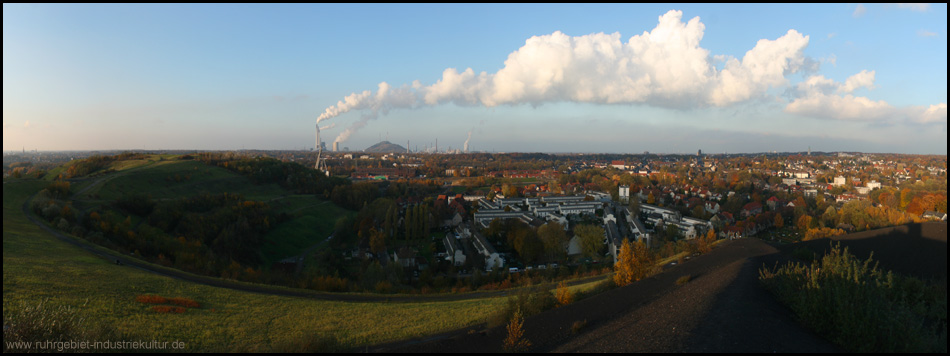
[
  {"left": 704, "top": 201, "right": 720, "bottom": 214},
  {"left": 922, "top": 211, "right": 947, "bottom": 221},
  {"left": 443, "top": 233, "right": 467, "bottom": 266},
  {"left": 471, "top": 230, "right": 505, "bottom": 271},
  {"left": 566, "top": 234, "right": 583, "bottom": 257},
  {"left": 766, "top": 196, "right": 782, "bottom": 210},
  {"left": 441, "top": 212, "right": 463, "bottom": 228},
  {"left": 392, "top": 247, "right": 417, "bottom": 268},
  {"left": 741, "top": 202, "right": 763, "bottom": 218}
]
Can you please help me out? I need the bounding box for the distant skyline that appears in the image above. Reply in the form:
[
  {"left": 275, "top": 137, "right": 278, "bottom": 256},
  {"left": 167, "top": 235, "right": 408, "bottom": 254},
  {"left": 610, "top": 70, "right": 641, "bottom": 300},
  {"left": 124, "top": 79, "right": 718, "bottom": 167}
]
[{"left": 3, "top": 4, "right": 947, "bottom": 154}]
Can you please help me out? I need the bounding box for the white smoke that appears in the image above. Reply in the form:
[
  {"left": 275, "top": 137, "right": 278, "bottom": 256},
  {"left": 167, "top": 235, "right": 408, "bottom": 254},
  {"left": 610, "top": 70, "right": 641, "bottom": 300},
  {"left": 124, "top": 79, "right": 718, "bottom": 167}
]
[
  {"left": 319, "top": 123, "right": 336, "bottom": 131},
  {"left": 463, "top": 129, "right": 473, "bottom": 152},
  {"left": 317, "top": 10, "right": 906, "bottom": 144}
]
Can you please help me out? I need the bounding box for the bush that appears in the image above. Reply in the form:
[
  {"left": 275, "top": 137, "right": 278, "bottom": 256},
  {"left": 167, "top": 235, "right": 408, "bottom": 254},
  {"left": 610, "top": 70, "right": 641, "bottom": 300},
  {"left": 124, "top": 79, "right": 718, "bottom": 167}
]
[
  {"left": 487, "top": 287, "right": 555, "bottom": 328},
  {"left": 571, "top": 319, "right": 588, "bottom": 335},
  {"left": 760, "top": 242, "right": 947, "bottom": 353},
  {"left": 502, "top": 308, "right": 531, "bottom": 352},
  {"left": 555, "top": 282, "right": 574, "bottom": 307}
]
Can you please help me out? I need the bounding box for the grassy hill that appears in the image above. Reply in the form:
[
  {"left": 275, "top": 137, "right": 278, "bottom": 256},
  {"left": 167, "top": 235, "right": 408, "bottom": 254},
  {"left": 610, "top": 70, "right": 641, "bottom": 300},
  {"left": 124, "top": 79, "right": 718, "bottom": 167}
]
[
  {"left": 3, "top": 176, "right": 506, "bottom": 352},
  {"left": 58, "top": 155, "right": 353, "bottom": 270}
]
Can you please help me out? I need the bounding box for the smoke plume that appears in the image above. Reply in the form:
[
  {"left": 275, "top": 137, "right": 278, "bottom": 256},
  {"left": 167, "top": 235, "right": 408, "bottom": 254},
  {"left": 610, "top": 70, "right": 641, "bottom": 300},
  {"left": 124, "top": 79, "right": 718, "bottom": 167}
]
[{"left": 463, "top": 129, "right": 473, "bottom": 152}]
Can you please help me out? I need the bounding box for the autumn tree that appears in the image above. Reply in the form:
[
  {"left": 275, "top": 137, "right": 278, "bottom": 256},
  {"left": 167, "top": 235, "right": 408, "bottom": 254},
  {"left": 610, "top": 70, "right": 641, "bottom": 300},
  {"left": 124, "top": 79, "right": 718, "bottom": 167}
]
[
  {"left": 774, "top": 213, "right": 784, "bottom": 228},
  {"left": 697, "top": 229, "right": 715, "bottom": 254},
  {"left": 613, "top": 239, "right": 652, "bottom": 287},
  {"left": 503, "top": 308, "right": 531, "bottom": 352}
]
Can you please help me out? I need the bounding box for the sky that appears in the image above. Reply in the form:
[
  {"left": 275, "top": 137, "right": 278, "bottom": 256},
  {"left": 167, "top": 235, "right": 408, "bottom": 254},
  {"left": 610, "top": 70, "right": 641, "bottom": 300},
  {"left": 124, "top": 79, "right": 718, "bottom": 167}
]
[{"left": 3, "top": 3, "right": 947, "bottom": 154}]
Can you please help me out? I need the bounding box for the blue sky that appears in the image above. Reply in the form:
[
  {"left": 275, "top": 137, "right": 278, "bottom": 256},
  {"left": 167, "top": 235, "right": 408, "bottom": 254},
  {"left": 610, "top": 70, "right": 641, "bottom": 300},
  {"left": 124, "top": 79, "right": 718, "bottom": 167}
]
[{"left": 3, "top": 3, "right": 947, "bottom": 154}]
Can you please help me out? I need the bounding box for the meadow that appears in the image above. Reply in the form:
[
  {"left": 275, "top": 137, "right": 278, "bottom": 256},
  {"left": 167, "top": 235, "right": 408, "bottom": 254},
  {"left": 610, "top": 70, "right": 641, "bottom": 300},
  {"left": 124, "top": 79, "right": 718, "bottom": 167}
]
[{"left": 4, "top": 174, "right": 507, "bottom": 352}]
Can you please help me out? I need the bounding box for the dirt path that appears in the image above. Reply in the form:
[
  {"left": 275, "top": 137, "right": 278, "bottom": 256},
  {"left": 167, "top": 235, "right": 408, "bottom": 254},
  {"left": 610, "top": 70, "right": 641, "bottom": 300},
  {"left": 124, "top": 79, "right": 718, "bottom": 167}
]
[{"left": 386, "top": 238, "right": 840, "bottom": 353}]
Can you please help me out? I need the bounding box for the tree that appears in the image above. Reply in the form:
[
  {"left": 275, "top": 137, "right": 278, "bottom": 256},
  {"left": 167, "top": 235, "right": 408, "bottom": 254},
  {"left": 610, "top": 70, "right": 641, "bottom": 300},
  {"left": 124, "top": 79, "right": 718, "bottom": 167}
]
[
  {"left": 821, "top": 206, "right": 838, "bottom": 227},
  {"left": 629, "top": 198, "right": 641, "bottom": 217},
  {"left": 664, "top": 223, "right": 679, "bottom": 242},
  {"left": 647, "top": 192, "right": 656, "bottom": 205},
  {"left": 503, "top": 308, "right": 531, "bottom": 352},
  {"left": 369, "top": 227, "right": 386, "bottom": 256},
  {"left": 574, "top": 224, "right": 605, "bottom": 261},
  {"left": 537, "top": 222, "right": 568, "bottom": 262},
  {"left": 613, "top": 239, "right": 652, "bottom": 287},
  {"left": 697, "top": 229, "right": 715, "bottom": 254},
  {"left": 774, "top": 213, "right": 784, "bottom": 228}
]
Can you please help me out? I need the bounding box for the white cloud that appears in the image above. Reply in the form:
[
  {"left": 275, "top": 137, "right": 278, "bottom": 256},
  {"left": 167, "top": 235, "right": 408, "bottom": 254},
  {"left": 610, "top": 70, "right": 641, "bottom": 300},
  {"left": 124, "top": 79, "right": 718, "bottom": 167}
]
[
  {"left": 785, "top": 93, "right": 893, "bottom": 121},
  {"left": 917, "top": 29, "right": 937, "bottom": 37},
  {"left": 914, "top": 103, "right": 948, "bottom": 124},
  {"left": 840, "top": 70, "right": 875, "bottom": 93},
  {"left": 894, "top": 3, "right": 930, "bottom": 11},
  {"left": 853, "top": 4, "right": 867, "bottom": 17},
  {"left": 322, "top": 9, "right": 813, "bottom": 124},
  {"left": 786, "top": 71, "right": 946, "bottom": 124}
]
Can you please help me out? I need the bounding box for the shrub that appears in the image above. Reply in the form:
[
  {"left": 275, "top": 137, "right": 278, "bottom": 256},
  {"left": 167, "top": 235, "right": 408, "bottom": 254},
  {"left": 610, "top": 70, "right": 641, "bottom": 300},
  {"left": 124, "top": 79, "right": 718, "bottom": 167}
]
[
  {"left": 760, "top": 242, "right": 947, "bottom": 353},
  {"left": 571, "top": 319, "right": 588, "bottom": 335},
  {"left": 487, "top": 287, "right": 555, "bottom": 328},
  {"left": 555, "top": 282, "right": 574, "bottom": 307},
  {"left": 502, "top": 308, "right": 531, "bottom": 353}
]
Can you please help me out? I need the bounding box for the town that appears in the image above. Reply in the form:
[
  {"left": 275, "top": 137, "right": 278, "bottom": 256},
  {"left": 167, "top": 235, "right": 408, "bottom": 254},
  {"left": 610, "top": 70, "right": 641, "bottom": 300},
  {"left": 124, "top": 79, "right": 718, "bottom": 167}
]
[{"left": 10, "top": 147, "right": 943, "bottom": 294}]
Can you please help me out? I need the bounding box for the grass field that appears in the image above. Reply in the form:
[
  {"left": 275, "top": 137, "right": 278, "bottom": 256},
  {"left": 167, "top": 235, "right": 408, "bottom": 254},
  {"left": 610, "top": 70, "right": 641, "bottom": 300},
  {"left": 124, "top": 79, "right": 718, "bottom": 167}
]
[
  {"left": 86, "top": 160, "right": 286, "bottom": 202},
  {"left": 3, "top": 178, "right": 507, "bottom": 352},
  {"left": 53, "top": 156, "right": 352, "bottom": 268},
  {"left": 260, "top": 199, "right": 353, "bottom": 267}
]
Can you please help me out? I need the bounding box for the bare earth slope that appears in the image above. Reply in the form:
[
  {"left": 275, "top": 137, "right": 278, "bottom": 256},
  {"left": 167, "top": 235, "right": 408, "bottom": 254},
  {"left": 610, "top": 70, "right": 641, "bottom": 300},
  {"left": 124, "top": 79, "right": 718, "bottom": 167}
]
[{"left": 390, "top": 238, "right": 840, "bottom": 353}]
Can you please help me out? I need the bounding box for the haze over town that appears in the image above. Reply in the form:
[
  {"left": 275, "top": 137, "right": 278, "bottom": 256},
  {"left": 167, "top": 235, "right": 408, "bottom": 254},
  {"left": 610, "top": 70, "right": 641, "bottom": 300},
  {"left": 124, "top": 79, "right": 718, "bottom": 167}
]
[{"left": 3, "top": 3, "right": 947, "bottom": 154}]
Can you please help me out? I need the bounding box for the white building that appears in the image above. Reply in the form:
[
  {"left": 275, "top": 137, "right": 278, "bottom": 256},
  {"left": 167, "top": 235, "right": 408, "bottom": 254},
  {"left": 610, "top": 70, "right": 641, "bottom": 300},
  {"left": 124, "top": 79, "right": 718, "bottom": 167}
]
[
  {"left": 833, "top": 176, "right": 847, "bottom": 186},
  {"left": 619, "top": 185, "right": 630, "bottom": 204}
]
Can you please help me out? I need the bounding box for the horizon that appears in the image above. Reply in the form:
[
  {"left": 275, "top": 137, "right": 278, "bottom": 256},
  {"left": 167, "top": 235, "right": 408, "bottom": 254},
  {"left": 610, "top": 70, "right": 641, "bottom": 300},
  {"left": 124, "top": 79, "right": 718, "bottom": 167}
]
[
  {"left": 4, "top": 4, "right": 947, "bottom": 154},
  {"left": 5, "top": 146, "right": 946, "bottom": 157}
]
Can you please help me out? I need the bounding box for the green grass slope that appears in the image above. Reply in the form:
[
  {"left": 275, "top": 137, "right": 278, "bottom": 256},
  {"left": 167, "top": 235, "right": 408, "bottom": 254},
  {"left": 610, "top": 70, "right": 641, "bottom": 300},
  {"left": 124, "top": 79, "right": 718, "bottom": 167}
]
[{"left": 3, "top": 179, "right": 505, "bottom": 352}]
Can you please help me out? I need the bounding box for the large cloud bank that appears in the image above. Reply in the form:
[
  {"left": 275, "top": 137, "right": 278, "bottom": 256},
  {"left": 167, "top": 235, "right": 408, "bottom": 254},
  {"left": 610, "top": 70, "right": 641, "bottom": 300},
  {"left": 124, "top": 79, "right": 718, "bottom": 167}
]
[{"left": 317, "top": 10, "right": 946, "bottom": 144}]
